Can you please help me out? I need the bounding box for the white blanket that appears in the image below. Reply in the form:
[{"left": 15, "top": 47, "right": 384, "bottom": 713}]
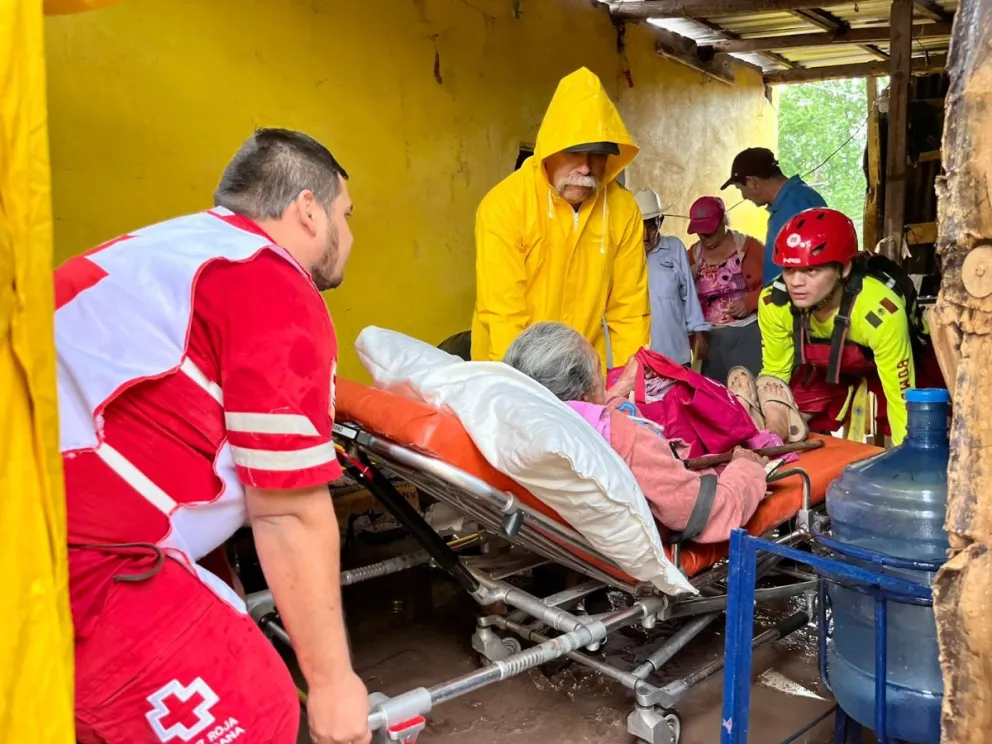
[{"left": 356, "top": 327, "right": 695, "bottom": 596}]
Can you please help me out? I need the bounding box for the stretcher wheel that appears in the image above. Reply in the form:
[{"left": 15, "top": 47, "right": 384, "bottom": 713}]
[{"left": 627, "top": 706, "right": 681, "bottom": 744}]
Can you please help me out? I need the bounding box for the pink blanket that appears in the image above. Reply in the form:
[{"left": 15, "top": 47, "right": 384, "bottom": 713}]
[{"left": 569, "top": 400, "right": 767, "bottom": 543}]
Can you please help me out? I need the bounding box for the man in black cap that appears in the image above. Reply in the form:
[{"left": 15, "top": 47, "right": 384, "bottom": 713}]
[{"left": 721, "top": 147, "right": 826, "bottom": 281}]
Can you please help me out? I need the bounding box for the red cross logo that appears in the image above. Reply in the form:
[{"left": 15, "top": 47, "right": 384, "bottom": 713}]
[{"left": 145, "top": 678, "right": 219, "bottom": 742}]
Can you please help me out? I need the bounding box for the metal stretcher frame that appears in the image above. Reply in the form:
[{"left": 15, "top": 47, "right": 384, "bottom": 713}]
[{"left": 246, "top": 379, "right": 882, "bottom": 743}]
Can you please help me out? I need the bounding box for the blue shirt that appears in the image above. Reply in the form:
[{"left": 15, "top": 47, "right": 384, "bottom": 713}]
[
  {"left": 764, "top": 176, "right": 827, "bottom": 282},
  {"left": 645, "top": 235, "right": 710, "bottom": 366}
]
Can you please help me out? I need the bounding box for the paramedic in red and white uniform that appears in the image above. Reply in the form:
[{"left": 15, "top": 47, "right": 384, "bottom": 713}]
[{"left": 57, "top": 129, "right": 370, "bottom": 744}]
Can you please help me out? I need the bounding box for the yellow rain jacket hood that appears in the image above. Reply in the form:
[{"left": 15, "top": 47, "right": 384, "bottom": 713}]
[{"left": 471, "top": 67, "right": 650, "bottom": 367}]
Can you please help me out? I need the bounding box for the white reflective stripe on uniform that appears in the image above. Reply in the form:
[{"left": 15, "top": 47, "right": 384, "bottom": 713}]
[
  {"left": 224, "top": 412, "right": 320, "bottom": 436},
  {"left": 230, "top": 441, "right": 337, "bottom": 471},
  {"left": 96, "top": 442, "right": 178, "bottom": 514},
  {"left": 180, "top": 357, "right": 223, "bottom": 405}
]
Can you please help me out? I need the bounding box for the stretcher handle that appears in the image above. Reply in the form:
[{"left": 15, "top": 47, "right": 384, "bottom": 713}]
[{"left": 682, "top": 438, "right": 824, "bottom": 471}]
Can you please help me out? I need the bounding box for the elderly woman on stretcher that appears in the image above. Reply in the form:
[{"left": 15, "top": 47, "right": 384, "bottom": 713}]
[{"left": 504, "top": 322, "right": 769, "bottom": 544}]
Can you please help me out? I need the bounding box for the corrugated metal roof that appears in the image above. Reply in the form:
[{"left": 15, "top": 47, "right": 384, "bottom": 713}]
[
  {"left": 646, "top": 17, "right": 791, "bottom": 68},
  {"left": 647, "top": 16, "right": 727, "bottom": 43},
  {"left": 820, "top": 1, "right": 904, "bottom": 24},
  {"left": 618, "top": 0, "right": 952, "bottom": 74},
  {"left": 785, "top": 47, "right": 877, "bottom": 64},
  {"left": 781, "top": 35, "right": 949, "bottom": 67},
  {"left": 711, "top": 12, "right": 819, "bottom": 34}
]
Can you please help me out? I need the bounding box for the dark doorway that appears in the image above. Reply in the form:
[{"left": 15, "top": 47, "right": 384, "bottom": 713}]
[{"left": 514, "top": 145, "right": 534, "bottom": 171}]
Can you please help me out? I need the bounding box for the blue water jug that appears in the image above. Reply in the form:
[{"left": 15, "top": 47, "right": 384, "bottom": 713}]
[{"left": 825, "top": 388, "right": 950, "bottom": 743}]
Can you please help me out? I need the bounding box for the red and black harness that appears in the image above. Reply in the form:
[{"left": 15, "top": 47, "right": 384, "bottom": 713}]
[
  {"left": 767, "top": 258, "right": 943, "bottom": 435},
  {"left": 773, "top": 255, "right": 927, "bottom": 385},
  {"left": 791, "top": 270, "right": 897, "bottom": 386},
  {"left": 764, "top": 273, "right": 879, "bottom": 393}
]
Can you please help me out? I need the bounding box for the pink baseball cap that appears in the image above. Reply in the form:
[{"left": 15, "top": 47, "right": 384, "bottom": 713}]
[{"left": 687, "top": 196, "right": 726, "bottom": 235}]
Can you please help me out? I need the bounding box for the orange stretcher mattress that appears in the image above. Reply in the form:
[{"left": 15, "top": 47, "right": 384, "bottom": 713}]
[{"left": 337, "top": 379, "right": 881, "bottom": 579}]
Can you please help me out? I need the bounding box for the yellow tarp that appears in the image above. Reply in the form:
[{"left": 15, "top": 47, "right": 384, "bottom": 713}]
[{"left": 1, "top": 1, "right": 119, "bottom": 741}]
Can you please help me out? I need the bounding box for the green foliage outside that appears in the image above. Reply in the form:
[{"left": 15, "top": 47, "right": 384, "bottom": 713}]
[{"left": 777, "top": 78, "right": 870, "bottom": 245}]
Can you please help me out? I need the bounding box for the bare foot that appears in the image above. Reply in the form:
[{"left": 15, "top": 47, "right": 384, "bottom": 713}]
[{"left": 763, "top": 405, "right": 791, "bottom": 442}]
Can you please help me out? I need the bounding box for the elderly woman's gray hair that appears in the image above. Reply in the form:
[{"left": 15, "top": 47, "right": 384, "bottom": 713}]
[{"left": 503, "top": 322, "right": 598, "bottom": 401}]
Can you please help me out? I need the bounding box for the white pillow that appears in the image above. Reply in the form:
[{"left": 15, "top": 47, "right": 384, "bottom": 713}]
[{"left": 355, "top": 326, "right": 695, "bottom": 596}]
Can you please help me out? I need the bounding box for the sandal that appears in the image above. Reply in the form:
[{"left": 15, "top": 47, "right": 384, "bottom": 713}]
[
  {"left": 727, "top": 366, "right": 765, "bottom": 430},
  {"left": 756, "top": 375, "right": 809, "bottom": 444}
]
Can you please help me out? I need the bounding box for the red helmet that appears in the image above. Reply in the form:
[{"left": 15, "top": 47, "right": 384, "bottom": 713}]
[{"left": 773, "top": 208, "right": 859, "bottom": 268}]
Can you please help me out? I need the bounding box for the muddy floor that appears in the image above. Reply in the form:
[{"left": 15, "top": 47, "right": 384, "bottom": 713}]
[{"left": 287, "top": 562, "right": 849, "bottom": 744}]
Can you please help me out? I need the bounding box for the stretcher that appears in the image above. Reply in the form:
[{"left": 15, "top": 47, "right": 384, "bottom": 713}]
[{"left": 249, "top": 378, "right": 881, "bottom": 744}]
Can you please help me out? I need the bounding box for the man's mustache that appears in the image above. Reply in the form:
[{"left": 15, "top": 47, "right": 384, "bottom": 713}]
[{"left": 556, "top": 173, "right": 600, "bottom": 193}]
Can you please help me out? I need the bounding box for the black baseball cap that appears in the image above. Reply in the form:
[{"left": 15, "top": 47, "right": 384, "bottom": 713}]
[
  {"left": 563, "top": 141, "right": 621, "bottom": 156},
  {"left": 721, "top": 147, "right": 780, "bottom": 189}
]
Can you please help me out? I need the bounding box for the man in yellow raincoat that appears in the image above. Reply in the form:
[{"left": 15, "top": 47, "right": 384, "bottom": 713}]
[{"left": 471, "top": 67, "right": 650, "bottom": 368}]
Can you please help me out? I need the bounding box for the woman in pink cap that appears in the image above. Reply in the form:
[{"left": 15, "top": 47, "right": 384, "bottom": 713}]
[{"left": 687, "top": 196, "right": 765, "bottom": 384}]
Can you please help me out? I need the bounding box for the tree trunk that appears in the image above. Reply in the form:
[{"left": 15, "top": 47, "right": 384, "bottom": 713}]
[{"left": 931, "top": 0, "right": 992, "bottom": 740}]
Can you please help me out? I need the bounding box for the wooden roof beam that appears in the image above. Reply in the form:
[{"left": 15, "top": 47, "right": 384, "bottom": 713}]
[
  {"left": 687, "top": 14, "right": 799, "bottom": 68},
  {"left": 913, "top": 0, "right": 952, "bottom": 21},
  {"left": 705, "top": 21, "right": 952, "bottom": 52},
  {"left": 609, "top": 0, "right": 852, "bottom": 19},
  {"left": 763, "top": 51, "right": 946, "bottom": 82},
  {"left": 789, "top": 9, "right": 891, "bottom": 61},
  {"left": 652, "top": 26, "right": 737, "bottom": 82},
  {"left": 862, "top": 44, "right": 891, "bottom": 59},
  {"left": 611, "top": 0, "right": 953, "bottom": 21},
  {"left": 790, "top": 8, "right": 845, "bottom": 30}
]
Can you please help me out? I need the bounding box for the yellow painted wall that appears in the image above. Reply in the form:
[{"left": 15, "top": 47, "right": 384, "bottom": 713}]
[
  {"left": 45, "top": 0, "right": 776, "bottom": 379},
  {"left": 618, "top": 25, "right": 777, "bottom": 245}
]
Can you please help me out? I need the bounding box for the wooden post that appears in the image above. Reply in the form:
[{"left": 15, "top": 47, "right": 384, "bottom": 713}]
[
  {"left": 929, "top": 0, "right": 992, "bottom": 741},
  {"left": 881, "top": 0, "right": 914, "bottom": 260},
  {"left": 864, "top": 77, "right": 882, "bottom": 252}
]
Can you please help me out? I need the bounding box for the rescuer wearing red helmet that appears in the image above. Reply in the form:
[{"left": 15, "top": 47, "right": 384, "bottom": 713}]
[{"left": 752, "top": 207, "right": 940, "bottom": 445}]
